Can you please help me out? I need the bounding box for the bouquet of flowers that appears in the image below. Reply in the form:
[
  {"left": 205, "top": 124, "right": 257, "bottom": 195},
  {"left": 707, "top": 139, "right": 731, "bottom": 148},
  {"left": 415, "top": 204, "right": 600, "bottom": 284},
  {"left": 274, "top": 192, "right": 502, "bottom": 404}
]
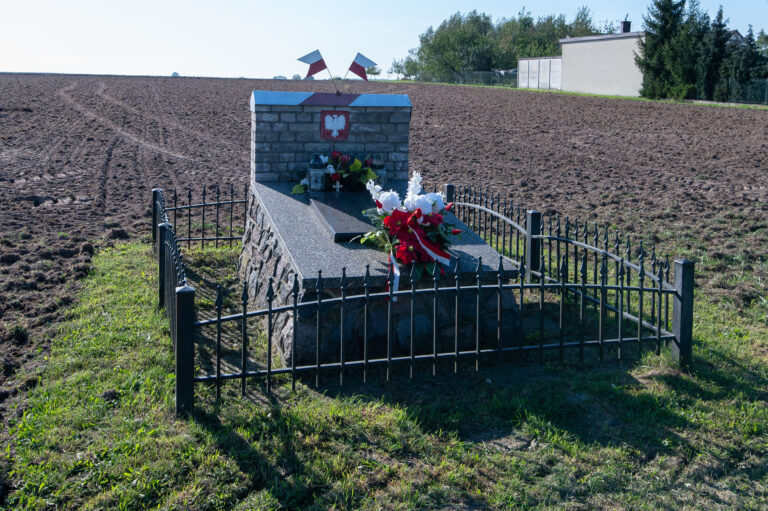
[
  {"left": 360, "top": 173, "right": 461, "bottom": 283},
  {"left": 291, "top": 151, "right": 379, "bottom": 194},
  {"left": 327, "top": 150, "right": 379, "bottom": 191}
]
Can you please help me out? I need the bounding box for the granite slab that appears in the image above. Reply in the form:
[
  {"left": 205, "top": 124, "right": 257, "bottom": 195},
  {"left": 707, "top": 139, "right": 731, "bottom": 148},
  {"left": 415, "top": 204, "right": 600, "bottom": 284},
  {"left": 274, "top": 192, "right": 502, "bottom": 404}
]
[
  {"left": 309, "top": 192, "right": 374, "bottom": 243},
  {"left": 251, "top": 181, "right": 517, "bottom": 289}
]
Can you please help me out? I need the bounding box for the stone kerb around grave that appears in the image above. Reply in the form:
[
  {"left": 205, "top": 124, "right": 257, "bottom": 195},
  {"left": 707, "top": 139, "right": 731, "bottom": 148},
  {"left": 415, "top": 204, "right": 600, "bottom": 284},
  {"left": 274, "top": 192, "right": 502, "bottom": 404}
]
[{"left": 250, "top": 91, "right": 412, "bottom": 183}]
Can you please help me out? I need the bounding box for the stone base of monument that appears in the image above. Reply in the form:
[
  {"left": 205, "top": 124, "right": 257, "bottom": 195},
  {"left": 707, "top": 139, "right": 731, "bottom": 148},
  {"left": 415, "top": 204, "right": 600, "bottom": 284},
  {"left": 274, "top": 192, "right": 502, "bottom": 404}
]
[{"left": 239, "top": 180, "right": 519, "bottom": 367}]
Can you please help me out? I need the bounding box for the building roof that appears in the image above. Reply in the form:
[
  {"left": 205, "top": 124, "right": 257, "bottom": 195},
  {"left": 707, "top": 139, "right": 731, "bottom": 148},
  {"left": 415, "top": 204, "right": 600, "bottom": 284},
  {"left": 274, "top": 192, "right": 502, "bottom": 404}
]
[{"left": 559, "top": 32, "right": 644, "bottom": 44}]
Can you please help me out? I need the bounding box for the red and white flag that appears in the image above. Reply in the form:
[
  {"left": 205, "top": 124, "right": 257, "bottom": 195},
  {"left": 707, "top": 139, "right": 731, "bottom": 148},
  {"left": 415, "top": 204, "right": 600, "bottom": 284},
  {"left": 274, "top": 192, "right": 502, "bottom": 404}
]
[
  {"left": 348, "top": 52, "right": 376, "bottom": 81},
  {"left": 298, "top": 50, "right": 327, "bottom": 78}
]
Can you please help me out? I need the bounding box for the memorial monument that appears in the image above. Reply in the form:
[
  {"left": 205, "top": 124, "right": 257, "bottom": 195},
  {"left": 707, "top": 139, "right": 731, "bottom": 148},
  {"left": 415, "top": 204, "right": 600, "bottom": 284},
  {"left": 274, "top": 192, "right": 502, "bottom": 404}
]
[{"left": 240, "top": 90, "right": 516, "bottom": 365}]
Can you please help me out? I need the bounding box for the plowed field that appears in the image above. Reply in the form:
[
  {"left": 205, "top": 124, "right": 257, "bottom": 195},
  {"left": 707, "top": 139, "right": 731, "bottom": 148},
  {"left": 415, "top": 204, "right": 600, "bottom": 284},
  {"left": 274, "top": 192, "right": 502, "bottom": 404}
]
[{"left": 1, "top": 73, "right": 767, "bottom": 420}]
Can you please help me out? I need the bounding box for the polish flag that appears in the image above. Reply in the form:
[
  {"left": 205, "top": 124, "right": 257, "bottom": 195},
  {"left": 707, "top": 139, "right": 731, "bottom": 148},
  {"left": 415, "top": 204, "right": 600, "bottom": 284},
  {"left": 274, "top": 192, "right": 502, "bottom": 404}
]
[
  {"left": 348, "top": 52, "right": 376, "bottom": 81},
  {"left": 298, "top": 50, "right": 327, "bottom": 78}
]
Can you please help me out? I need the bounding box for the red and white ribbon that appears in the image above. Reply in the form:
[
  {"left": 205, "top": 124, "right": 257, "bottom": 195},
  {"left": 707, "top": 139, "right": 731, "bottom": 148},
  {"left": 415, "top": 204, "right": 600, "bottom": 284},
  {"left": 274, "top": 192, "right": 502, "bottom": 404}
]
[
  {"left": 389, "top": 251, "right": 400, "bottom": 301},
  {"left": 411, "top": 229, "right": 451, "bottom": 266},
  {"left": 406, "top": 208, "right": 451, "bottom": 266}
]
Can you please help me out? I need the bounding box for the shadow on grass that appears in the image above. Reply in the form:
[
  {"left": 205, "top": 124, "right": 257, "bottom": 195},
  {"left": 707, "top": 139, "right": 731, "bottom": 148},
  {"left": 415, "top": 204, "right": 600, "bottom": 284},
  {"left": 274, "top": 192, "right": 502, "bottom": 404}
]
[{"left": 185, "top": 326, "right": 768, "bottom": 509}]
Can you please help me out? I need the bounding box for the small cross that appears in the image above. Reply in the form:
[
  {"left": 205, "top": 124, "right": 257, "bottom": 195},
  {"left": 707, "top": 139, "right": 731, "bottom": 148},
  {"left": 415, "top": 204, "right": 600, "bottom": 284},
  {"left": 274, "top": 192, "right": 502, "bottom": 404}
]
[{"left": 333, "top": 180, "right": 343, "bottom": 194}]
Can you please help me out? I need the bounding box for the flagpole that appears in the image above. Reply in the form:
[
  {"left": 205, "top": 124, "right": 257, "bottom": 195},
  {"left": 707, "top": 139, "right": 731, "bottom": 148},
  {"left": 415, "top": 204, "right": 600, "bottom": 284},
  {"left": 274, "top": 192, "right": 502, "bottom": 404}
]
[{"left": 325, "top": 67, "right": 341, "bottom": 94}]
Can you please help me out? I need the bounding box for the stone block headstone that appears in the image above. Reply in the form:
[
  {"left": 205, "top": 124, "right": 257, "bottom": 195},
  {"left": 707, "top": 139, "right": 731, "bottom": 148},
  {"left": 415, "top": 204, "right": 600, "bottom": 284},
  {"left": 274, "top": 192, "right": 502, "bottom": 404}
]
[{"left": 250, "top": 91, "right": 412, "bottom": 184}]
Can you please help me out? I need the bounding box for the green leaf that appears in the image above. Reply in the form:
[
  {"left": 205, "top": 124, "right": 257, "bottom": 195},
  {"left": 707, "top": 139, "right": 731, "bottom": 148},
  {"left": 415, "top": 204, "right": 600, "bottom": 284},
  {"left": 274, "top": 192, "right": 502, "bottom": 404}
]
[
  {"left": 362, "top": 168, "right": 378, "bottom": 183},
  {"left": 349, "top": 158, "right": 363, "bottom": 172},
  {"left": 290, "top": 184, "right": 307, "bottom": 194}
]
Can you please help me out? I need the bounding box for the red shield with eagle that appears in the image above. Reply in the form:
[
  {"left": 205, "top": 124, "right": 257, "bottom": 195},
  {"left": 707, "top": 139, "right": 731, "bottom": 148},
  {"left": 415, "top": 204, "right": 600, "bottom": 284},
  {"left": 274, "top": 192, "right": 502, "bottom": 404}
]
[{"left": 320, "top": 110, "right": 350, "bottom": 140}]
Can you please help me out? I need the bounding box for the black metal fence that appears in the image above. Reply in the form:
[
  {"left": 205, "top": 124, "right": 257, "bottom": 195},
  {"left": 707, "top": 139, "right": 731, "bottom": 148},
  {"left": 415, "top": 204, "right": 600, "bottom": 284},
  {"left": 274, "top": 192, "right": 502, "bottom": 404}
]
[{"left": 152, "top": 184, "right": 695, "bottom": 416}]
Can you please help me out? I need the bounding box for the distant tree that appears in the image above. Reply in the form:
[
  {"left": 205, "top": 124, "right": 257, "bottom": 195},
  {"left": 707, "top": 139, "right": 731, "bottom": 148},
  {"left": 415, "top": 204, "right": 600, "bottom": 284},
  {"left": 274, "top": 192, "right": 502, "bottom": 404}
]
[
  {"left": 756, "top": 30, "right": 768, "bottom": 77},
  {"left": 366, "top": 66, "right": 381, "bottom": 77},
  {"left": 171, "top": 72, "right": 179, "bottom": 77},
  {"left": 667, "top": 0, "right": 709, "bottom": 99},
  {"left": 415, "top": 11, "right": 496, "bottom": 81},
  {"left": 636, "top": 0, "right": 686, "bottom": 98},
  {"left": 400, "top": 7, "right": 603, "bottom": 80},
  {"left": 389, "top": 59, "right": 405, "bottom": 78},
  {"left": 569, "top": 6, "right": 600, "bottom": 37},
  {"left": 758, "top": 30, "right": 768, "bottom": 58},
  {"left": 717, "top": 26, "right": 766, "bottom": 100},
  {"left": 696, "top": 7, "right": 729, "bottom": 100},
  {"left": 291, "top": 74, "right": 302, "bottom": 80}
]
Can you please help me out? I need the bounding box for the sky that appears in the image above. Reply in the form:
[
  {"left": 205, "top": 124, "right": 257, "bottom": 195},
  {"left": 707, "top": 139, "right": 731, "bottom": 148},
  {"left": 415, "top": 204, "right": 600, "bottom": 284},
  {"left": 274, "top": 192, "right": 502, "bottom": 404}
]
[{"left": 1, "top": 0, "right": 766, "bottom": 79}]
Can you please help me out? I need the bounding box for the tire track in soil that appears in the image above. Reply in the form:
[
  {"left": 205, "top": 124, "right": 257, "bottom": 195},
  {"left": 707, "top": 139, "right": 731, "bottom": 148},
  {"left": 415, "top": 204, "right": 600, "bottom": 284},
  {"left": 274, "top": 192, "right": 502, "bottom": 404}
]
[
  {"left": 57, "top": 82, "right": 195, "bottom": 163},
  {"left": 98, "top": 136, "right": 119, "bottom": 212},
  {"left": 97, "top": 81, "right": 240, "bottom": 151}
]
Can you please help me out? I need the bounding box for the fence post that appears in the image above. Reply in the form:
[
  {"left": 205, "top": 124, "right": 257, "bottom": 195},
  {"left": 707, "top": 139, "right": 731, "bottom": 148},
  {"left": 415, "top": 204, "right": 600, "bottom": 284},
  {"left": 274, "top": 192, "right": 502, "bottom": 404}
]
[
  {"left": 152, "top": 188, "right": 162, "bottom": 245},
  {"left": 157, "top": 222, "right": 171, "bottom": 308},
  {"left": 175, "top": 284, "right": 196, "bottom": 416},
  {"left": 444, "top": 183, "right": 455, "bottom": 204},
  {"left": 525, "top": 210, "right": 541, "bottom": 282},
  {"left": 672, "top": 259, "right": 695, "bottom": 369}
]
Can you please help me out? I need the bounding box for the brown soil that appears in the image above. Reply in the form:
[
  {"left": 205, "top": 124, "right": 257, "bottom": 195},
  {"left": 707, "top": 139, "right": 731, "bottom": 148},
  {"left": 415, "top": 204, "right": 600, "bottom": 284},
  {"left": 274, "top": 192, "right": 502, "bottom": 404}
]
[{"left": 0, "top": 74, "right": 766, "bottom": 426}]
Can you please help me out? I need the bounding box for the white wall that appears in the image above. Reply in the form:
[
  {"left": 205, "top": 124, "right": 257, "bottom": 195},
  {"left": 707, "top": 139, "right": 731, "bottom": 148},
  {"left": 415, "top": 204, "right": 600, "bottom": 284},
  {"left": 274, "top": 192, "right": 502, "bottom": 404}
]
[
  {"left": 560, "top": 35, "right": 644, "bottom": 97},
  {"left": 517, "top": 57, "right": 562, "bottom": 90}
]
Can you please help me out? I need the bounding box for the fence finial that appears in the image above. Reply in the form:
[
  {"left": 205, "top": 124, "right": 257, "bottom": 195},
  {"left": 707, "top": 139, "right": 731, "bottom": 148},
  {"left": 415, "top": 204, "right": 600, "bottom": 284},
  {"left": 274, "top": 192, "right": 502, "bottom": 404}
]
[
  {"left": 215, "top": 284, "right": 223, "bottom": 311},
  {"left": 341, "top": 267, "right": 348, "bottom": 290},
  {"left": 317, "top": 270, "right": 324, "bottom": 292},
  {"left": 364, "top": 264, "right": 371, "bottom": 289},
  {"left": 475, "top": 256, "right": 483, "bottom": 277},
  {"left": 241, "top": 281, "right": 249, "bottom": 305},
  {"left": 580, "top": 254, "right": 587, "bottom": 282},
  {"left": 292, "top": 273, "right": 299, "bottom": 296},
  {"left": 559, "top": 255, "right": 567, "bottom": 281},
  {"left": 266, "top": 277, "right": 275, "bottom": 302},
  {"left": 600, "top": 253, "right": 608, "bottom": 283}
]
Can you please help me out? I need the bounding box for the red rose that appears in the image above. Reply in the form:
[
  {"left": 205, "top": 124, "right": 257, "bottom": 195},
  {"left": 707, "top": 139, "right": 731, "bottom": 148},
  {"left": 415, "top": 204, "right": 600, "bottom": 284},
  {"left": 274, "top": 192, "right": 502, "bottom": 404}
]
[
  {"left": 331, "top": 150, "right": 341, "bottom": 159},
  {"left": 340, "top": 154, "right": 351, "bottom": 165},
  {"left": 364, "top": 158, "right": 373, "bottom": 167},
  {"left": 330, "top": 173, "right": 341, "bottom": 182},
  {"left": 444, "top": 202, "right": 454, "bottom": 212},
  {"left": 375, "top": 199, "right": 383, "bottom": 209},
  {"left": 451, "top": 228, "right": 462, "bottom": 235},
  {"left": 383, "top": 209, "right": 410, "bottom": 235}
]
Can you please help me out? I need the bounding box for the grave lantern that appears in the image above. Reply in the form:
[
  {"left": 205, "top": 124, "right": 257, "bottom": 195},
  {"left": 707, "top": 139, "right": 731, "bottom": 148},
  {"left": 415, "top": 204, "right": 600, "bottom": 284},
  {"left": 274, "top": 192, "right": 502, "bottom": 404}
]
[{"left": 308, "top": 154, "right": 326, "bottom": 192}]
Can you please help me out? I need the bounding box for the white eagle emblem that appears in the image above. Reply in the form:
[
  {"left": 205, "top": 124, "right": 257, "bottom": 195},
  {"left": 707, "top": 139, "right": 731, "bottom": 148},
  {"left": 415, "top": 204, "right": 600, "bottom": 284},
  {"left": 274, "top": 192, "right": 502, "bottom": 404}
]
[{"left": 324, "top": 113, "right": 346, "bottom": 138}]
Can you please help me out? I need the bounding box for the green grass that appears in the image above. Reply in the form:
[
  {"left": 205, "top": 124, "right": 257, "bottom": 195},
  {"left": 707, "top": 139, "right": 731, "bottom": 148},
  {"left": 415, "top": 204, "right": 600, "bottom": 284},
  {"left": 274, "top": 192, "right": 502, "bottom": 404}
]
[{"left": 3, "top": 241, "right": 768, "bottom": 509}]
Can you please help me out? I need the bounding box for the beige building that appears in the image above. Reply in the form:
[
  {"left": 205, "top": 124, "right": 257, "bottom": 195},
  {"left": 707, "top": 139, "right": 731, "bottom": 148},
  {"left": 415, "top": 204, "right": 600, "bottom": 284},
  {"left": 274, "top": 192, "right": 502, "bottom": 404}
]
[{"left": 559, "top": 32, "right": 645, "bottom": 97}]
